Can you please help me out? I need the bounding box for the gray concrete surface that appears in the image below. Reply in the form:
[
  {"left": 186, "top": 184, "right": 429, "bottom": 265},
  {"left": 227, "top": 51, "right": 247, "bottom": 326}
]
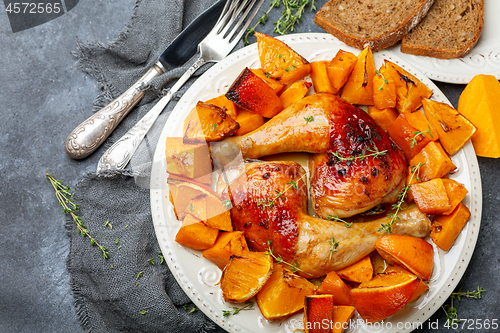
[{"left": 0, "top": 0, "right": 499, "bottom": 332}]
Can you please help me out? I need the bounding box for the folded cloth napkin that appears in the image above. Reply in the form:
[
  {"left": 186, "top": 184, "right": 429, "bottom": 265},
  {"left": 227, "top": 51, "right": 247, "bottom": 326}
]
[{"left": 67, "top": 0, "right": 322, "bottom": 332}]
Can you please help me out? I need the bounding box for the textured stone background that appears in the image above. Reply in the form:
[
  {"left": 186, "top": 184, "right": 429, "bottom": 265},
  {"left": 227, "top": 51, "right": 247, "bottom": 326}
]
[{"left": 0, "top": 0, "right": 498, "bottom": 332}]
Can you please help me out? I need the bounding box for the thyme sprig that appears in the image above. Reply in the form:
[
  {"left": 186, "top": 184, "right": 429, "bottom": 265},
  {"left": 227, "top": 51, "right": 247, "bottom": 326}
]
[
  {"left": 327, "top": 214, "right": 352, "bottom": 227},
  {"left": 183, "top": 303, "right": 198, "bottom": 314},
  {"left": 222, "top": 301, "right": 254, "bottom": 317},
  {"left": 257, "top": 173, "right": 306, "bottom": 210},
  {"left": 409, "top": 125, "right": 434, "bottom": 148},
  {"left": 265, "top": 239, "right": 311, "bottom": 275},
  {"left": 442, "top": 287, "right": 486, "bottom": 325},
  {"left": 304, "top": 115, "right": 314, "bottom": 123},
  {"left": 244, "top": 0, "right": 317, "bottom": 45},
  {"left": 328, "top": 237, "right": 339, "bottom": 260},
  {"left": 375, "top": 69, "right": 389, "bottom": 91},
  {"left": 46, "top": 171, "right": 109, "bottom": 259},
  {"left": 378, "top": 162, "right": 424, "bottom": 233},
  {"left": 331, "top": 146, "right": 388, "bottom": 164}
]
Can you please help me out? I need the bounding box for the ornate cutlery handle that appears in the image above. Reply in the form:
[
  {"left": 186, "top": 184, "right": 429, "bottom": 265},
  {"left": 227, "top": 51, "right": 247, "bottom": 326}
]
[
  {"left": 97, "top": 56, "right": 207, "bottom": 173},
  {"left": 64, "top": 65, "right": 163, "bottom": 159}
]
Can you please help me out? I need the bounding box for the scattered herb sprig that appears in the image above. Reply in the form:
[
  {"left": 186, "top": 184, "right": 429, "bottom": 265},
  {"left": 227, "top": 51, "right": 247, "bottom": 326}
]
[
  {"left": 378, "top": 162, "right": 424, "bottom": 233},
  {"left": 183, "top": 303, "right": 198, "bottom": 314},
  {"left": 331, "top": 146, "right": 388, "bottom": 164},
  {"left": 304, "top": 115, "right": 314, "bottom": 123},
  {"left": 328, "top": 237, "right": 339, "bottom": 260},
  {"left": 223, "top": 301, "right": 254, "bottom": 317},
  {"left": 442, "top": 287, "right": 486, "bottom": 325},
  {"left": 409, "top": 125, "right": 434, "bottom": 148},
  {"left": 265, "top": 239, "right": 311, "bottom": 275},
  {"left": 244, "top": 0, "right": 317, "bottom": 45},
  {"left": 375, "top": 69, "right": 389, "bottom": 91},
  {"left": 257, "top": 173, "right": 306, "bottom": 210},
  {"left": 327, "top": 214, "right": 352, "bottom": 227},
  {"left": 46, "top": 171, "right": 109, "bottom": 259}
]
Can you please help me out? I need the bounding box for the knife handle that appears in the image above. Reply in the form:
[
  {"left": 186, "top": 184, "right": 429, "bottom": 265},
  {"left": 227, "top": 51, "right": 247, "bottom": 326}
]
[{"left": 64, "top": 65, "right": 164, "bottom": 159}]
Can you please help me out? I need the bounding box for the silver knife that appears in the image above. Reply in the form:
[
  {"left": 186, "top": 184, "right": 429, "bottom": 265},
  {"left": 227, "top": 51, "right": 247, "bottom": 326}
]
[{"left": 64, "top": 0, "right": 225, "bottom": 159}]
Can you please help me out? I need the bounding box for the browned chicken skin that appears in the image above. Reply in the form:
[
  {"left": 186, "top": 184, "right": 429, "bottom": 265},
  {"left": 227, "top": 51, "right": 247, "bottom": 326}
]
[
  {"left": 225, "top": 161, "right": 431, "bottom": 278},
  {"left": 212, "top": 93, "right": 407, "bottom": 218}
]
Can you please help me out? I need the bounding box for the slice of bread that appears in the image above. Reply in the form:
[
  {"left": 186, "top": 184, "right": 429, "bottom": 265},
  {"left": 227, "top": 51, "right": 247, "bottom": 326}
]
[
  {"left": 315, "top": 0, "right": 435, "bottom": 51},
  {"left": 401, "top": 0, "right": 484, "bottom": 59}
]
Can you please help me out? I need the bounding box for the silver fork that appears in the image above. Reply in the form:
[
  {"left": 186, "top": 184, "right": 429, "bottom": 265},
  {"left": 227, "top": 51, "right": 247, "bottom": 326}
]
[{"left": 97, "top": 0, "right": 264, "bottom": 173}]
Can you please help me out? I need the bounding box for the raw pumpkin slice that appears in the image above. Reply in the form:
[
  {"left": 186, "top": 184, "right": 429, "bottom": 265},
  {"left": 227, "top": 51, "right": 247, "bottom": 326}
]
[
  {"left": 350, "top": 272, "right": 420, "bottom": 322},
  {"left": 375, "top": 235, "right": 434, "bottom": 281},
  {"left": 220, "top": 251, "right": 273, "bottom": 303},
  {"left": 304, "top": 295, "right": 335, "bottom": 333},
  {"left": 341, "top": 46, "right": 376, "bottom": 105},
  {"left": 256, "top": 265, "right": 317, "bottom": 320},
  {"left": 202, "top": 231, "right": 249, "bottom": 270}
]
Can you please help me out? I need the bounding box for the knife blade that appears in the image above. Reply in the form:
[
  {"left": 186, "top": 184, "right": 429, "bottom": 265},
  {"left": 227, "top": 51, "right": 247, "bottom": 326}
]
[{"left": 64, "top": 0, "right": 226, "bottom": 159}]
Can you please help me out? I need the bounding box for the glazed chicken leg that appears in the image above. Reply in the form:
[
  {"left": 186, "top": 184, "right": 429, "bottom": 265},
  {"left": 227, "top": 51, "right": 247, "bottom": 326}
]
[
  {"left": 213, "top": 93, "right": 407, "bottom": 218},
  {"left": 224, "top": 161, "right": 431, "bottom": 278}
]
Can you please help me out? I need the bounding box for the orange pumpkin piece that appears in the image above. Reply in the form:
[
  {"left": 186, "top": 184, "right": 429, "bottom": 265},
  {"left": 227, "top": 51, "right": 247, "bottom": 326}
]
[
  {"left": 368, "top": 106, "right": 398, "bottom": 131},
  {"left": 203, "top": 231, "right": 249, "bottom": 270},
  {"left": 226, "top": 67, "right": 284, "bottom": 118},
  {"left": 280, "top": 81, "right": 312, "bottom": 108},
  {"left": 409, "top": 141, "right": 456, "bottom": 182},
  {"left": 388, "top": 113, "right": 434, "bottom": 161},
  {"left": 341, "top": 46, "right": 376, "bottom": 105},
  {"left": 175, "top": 214, "right": 219, "bottom": 250},
  {"left": 256, "top": 265, "right": 317, "bottom": 320},
  {"left": 165, "top": 137, "right": 212, "bottom": 185},
  {"left": 404, "top": 108, "right": 439, "bottom": 142},
  {"left": 184, "top": 102, "right": 240, "bottom": 143},
  {"left": 331, "top": 306, "right": 356, "bottom": 333},
  {"left": 442, "top": 179, "right": 468, "bottom": 215},
  {"left": 383, "top": 266, "right": 429, "bottom": 302},
  {"left": 304, "top": 295, "right": 335, "bottom": 333},
  {"left": 384, "top": 60, "right": 433, "bottom": 113},
  {"left": 167, "top": 177, "right": 215, "bottom": 220},
  {"left": 422, "top": 98, "right": 476, "bottom": 156},
  {"left": 204, "top": 94, "right": 238, "bottom": 119},
  {"left": 431, "top": 203, "right": 471, "bottom": 251},
  {"left": 327, "top": 49, "right": 357, "bottom": 93},
  {"left": 458, "top": 74, "right": 500, "bottom": 158},
  {"left": 255, "top": 31, "right": 311, "bottom": 85},
  {"left": 234, "top": 108, "right": 265, "bottom": 136},
  {"left": 373, "top": 64, "right": 397, "bottom": 109},
  {"left": 220, "top": 251, "right": 274, "bottom": 303},
  {"left": 375, "top": 235, "right": 434, "bottom": 281},
  {"left": 185, "top": 193, "right": 232, "bottom": 231},
  {"left": 250, "top": 68, "right": 286, "bottom": 96},
  {"left": 336, "top": 255, "right": 373, "bottom": 283},
  {"left": 311, "top": 61, "right": 335, "bottom": 94},
  {"left": 410, "top": 178, "right": 452, "bottom": 215},
  {"left": 350, "top": 272, "right": 420, "bottom": 322},
  {"left": 317, "top": 271, "right": 353, "bottom": 306}
]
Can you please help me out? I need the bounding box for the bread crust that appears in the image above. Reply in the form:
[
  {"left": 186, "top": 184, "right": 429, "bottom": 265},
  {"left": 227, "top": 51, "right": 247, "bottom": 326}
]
[
  {"left": 400, "top": 0, "right": 485, "bottom": 59},
  {"left": 315, "top": 0, "right": 435, "bottom": 51}
]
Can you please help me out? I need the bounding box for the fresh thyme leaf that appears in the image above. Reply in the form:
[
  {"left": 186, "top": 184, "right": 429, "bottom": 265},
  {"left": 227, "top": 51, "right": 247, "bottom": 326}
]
[
  {"left": 222, "top": 199, "right": 233, "bottom": 210},
  {"left": 375, "top": 69, "right": 388, "bottom": 91},
  {"left": 158, "top": 252, "right": 165, "bottom": 265},
  {"left": 328, "top": 237, "right": 339, "bottom": 260},
  {"left": 136, "top": 271, "right": 144, "bottom": 280},
  {"left": 257, "top": 173, "right": 306, "bottom": 211},
  {"left": 442, "top": 287, "right": 486, "bottom": 325},
  {"left": 327, "top": 214, "right": 353, "bottom": 227},
  {"left": 125, "top": 224, "right": 129, "bottom": 228},
  {"left": 46, "top": 171, "right": 110, "bottom": 260},
  {"left": 104, "top": 220, "right": 112, "bottom": 229},
  {"left": 135, "top": 283, "right": 139, "bottom": 287},
  {"left": 409, "top": 125, "right": 434, "bottom": 148},
  {"left": 147, "top": 258, "right": 155, "bottom": 265},
  {"left": 139, "top": 310, "right": 148, "bottom": 315},
  {"left": 331, "top": 146, "right": 387, "bottom": 163},
  {"left": 115, "top": 238, "right": 119, "bottom": 244},
  {"left": 265, "top": 239, "right": 311, "bottom": 275},
  {"left": 110, "top": 265, "right": 114, "bottom": 269},
  {"left": 304, "top": 115, "right": 314, "bottom": 123},
  {"left": 210, "top": 123, "right": 218, "bottom": 132},
  {"left": 222, "top": 301, "right": 254, "bottom": 318},
  {"left": 182, "top": 303, "right": 197, "bottom": 313},
  {"left": 189, "top": 203, "right": 194, "bottom": 212},
  {"left": 118, "top": 245, "right": 122, "bottom": 250}
]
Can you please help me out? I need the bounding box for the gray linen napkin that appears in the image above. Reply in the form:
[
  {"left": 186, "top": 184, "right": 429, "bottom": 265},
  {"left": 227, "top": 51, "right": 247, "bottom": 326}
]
[{"left": 67, "top": 0, "right": 324, "bottom": 332}]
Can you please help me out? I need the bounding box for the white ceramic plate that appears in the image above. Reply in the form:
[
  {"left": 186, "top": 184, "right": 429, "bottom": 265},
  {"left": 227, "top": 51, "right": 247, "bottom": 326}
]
[
  {"left": 386, "top": 0, "right": 500, "bottom": 83},
  {"left": 150, "top": 33, "right": 482, "bottom": 333}
]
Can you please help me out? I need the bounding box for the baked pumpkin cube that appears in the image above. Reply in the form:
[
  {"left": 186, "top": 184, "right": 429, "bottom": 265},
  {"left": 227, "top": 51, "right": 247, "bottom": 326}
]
[
  {"left": 175, "top": 214, "right": 219, "bottom": 250},
  {"left": 383, "top": 266, "right": 429, "bottom": 303},
  {"left": 165, "top": 137, "right": 212, "bottom": 184},
  {"left": 336, "top": 255, "right": 373, "bottom": 283},
  {"left": 250, "top": 68, "right": 286, "bottom": 95},
  {"left": 442, "top": 179, "right": 468, "bottom": 215},
  {"left": 422, "top": 98, "right": 476, "bottom": 156},
  {"left": 204, "top": 94, "right": 238, "bottom": 119},
  {"left": 255, "top": 31, "right": 311, "bottom": 85},
  {"left": 226, "top": 67, "right": 284, "bottom": 118},
  {"left": 184, "top": 102, "right": 239, "bottom": 143},
  {"left": 327, "top": 49, "right": 357, "bottom": 93},
  {"left": 388, "top": 113, "right": 433, "bottom": 160},
  {"left": 431, "top": 203, "right": 471, "bottom": 251},
  {"left": 256, "top": 265, "right": 317, "bottom": 320},
  {"left": 185, "top": 193, "right": 232, "bottom": 232},
  {"left": 234, "top": 108, "right": 265, "bottom": 136},
  {"left": 409, "top": 141, "right": 456, "bottom": 182},
  {"left": 373, "top": 64, "right": 397, "bottom": 109},
  {"left": 304, "top": 295, "right": 335, "bottom": 333},
  {"left": 317, "top": 271, "right": 353, "bottom": 306},
  {"left": 331, "top": 306, "right": 356, "bottom": 333},
  {"left": 311, "top": 61, "right": 335, "bottom": 94},
  {"left": 384, "top": 60, "right": 433, "bottom": 113},
  {"left": 341, "top": 46, "right": 376, "bottom": 105},
  {"left": 280, "top": 81, "right": 312, "bottom": 108},
  {"left": 368, "top": 106, "right": 398, "bottom": 131},
  {"left": 410, "top": 178, "right": 452, "bottom": 215},
  {"left": 167, "top": 177, "right": 214, "bottom": 220},
  {"left": 202, "top": 231, "right": 249, "bottom": 270}
]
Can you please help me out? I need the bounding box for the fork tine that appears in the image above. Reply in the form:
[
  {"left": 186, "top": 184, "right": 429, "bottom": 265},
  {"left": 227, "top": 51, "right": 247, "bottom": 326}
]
[
  {"left": 215, "top": 0, "right": 233, "bottom": 25},
  {"left": 219, "top": 0, "right": 252, "bottom": 37},
  {"left": 211, "top": 0, "right": 240, "bottom": 34},
  {"left": 227, "top": 0, "right": 264, "bottom": 45}
]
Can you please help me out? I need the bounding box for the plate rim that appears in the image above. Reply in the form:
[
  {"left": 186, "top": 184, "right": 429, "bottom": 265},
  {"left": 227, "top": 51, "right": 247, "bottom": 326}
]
[{"left": 150, "top": 32, "right": 483, "bottom": 333}]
